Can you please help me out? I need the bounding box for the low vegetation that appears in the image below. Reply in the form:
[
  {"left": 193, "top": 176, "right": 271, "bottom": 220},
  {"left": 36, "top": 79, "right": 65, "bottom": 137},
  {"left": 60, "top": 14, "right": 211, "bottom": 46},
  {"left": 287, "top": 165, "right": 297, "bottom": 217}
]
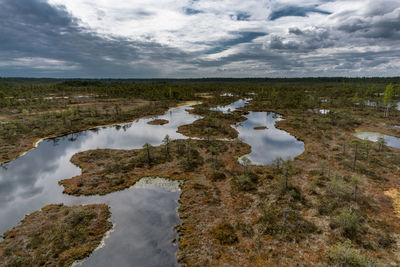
[
  {"left": 253, "top": 126, "right": 267, "bottom": 130},
  {"left": 147, "top": 119, "right": 169, "bottom": 125},
  {"left": 211, "top": 222, "right": 238, "bottom": 245},
  {"left": 327, "top": 240, "right": 373, "bottom": 267},
  {"left": 0, "top": 204, "right": 112, "bottom": 267},
  {"left": 59, "top": 139, "right": 250, "bottom": 196},
  {"left": 2, "top": 78, "right": 400, "bottom": 266},
  {"left": 0, "top": 98, "right": 178, "bottom": 163},
  {"left": 177, "top": 104, "right": 247, "bottom": 139}
]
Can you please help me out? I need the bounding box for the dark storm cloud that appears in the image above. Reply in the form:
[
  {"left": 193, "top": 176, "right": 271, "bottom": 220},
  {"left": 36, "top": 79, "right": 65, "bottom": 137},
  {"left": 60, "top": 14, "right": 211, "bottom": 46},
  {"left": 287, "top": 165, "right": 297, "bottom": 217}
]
[
  {"left": 291, "top": 48, "right": 400, "bottom": 76},
  {"left": 231, "top": 12, "right": 252, "bottom": 21},
  {"left": 288, "top": 28, "right": 304, "bottom": 35},
  {"left": 0, "top": 0, "right": 188, "bottom": 77},
  {"left": 0, "top": 0, "right": 399, "bottom": 77},
  {"left": 269, "top": 5, "right": 331, "bottom": 21},
  {"left": 269, "top": 27, "right": 332, "bottom": 52},
  {"left": 337, "top": 8, "right": 400, "bottom": 40},
  {"left": 205, "top": 32, "right": 266, "bottom": 54},
  {"left": 195, "top": 42, "right": 302, "bottom": 71},
  {"left": 183, "top": 8, "right": 203, "bottom": 15},
  {"left": 364, "top": 0, "right": 400, "bottom": 16}
]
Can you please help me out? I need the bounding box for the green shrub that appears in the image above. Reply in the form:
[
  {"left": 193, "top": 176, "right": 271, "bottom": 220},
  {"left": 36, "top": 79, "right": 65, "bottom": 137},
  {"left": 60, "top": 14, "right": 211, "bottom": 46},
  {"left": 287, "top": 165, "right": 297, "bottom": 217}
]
[
  {"left": 235, "top": 173, "right": 258, "bottom": 191},
  {"left": 327, "top": 240, "right": 373, "bottom": 267},
  {"left": 287, "top": 186, "right": 305, "bottom": 203},
  {"left": 318, "top": 196, "right": 342, "bottom": 215},
  {"left": 328, "top": 175, "right": 351, "bottom": 201},
  {"left": 180, "top": 141, "right": 203, "bottom": 171},
  {"left": 337, "top": 209, "right": 362, "bottom": 239}
]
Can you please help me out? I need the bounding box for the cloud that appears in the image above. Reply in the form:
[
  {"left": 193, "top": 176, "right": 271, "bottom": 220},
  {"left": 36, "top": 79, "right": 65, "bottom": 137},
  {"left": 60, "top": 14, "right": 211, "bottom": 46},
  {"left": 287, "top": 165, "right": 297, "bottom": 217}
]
[
  {"left": 269, "top": 27, "right": 332, "bottom": 52},
  {"left": 183, "top": 8, "right": 203, "bottom": 15},
  {"left": 0, "top": 57, "right": 80, "bottom": 70},
  {"left": 0, "top": 0, "right": 398, "bottom": 77},
  {"left": 269, "top": 5, "right": 331, "bottom": 21},
  {"left": 0, "top": 0, "right": 188, "bottom": 77},
  {"left": 205, "top": 32, "right": 267, "bottom": 54},
  {"left": 231, "top": 12, "right": 252, "bottom": 21},
  {"left": 338, "top": 7, "right": 400, "bottom": 40}
]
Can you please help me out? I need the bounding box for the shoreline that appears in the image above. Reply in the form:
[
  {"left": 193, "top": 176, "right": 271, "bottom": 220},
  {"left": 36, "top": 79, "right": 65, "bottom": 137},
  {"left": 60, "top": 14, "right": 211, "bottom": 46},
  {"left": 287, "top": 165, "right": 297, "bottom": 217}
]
[
  {"left": 0, "top": 100, "right": 200, "bottom": 164},
  {"left": 71, "top": 223, "right": 116, "bottom": 267}
]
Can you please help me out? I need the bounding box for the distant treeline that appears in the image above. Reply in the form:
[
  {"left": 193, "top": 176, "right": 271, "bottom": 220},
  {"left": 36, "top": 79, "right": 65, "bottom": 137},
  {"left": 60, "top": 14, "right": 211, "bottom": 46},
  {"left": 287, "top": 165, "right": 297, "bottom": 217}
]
[
  {"left": 1, "top": 77, "right": 400, "bottom": 83},
  {"left": 0, "top": 77, "right": 399, "bottom": 102}
]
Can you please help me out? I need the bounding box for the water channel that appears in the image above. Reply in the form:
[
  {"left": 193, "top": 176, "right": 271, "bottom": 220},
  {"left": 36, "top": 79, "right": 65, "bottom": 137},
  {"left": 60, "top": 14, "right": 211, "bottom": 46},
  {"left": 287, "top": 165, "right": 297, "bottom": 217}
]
[
  {"left": 354, "top": 132, "right": 400, "bottom": 149},
  {"left": 0, "top": 100, "right": 305, "bottom": 266}
]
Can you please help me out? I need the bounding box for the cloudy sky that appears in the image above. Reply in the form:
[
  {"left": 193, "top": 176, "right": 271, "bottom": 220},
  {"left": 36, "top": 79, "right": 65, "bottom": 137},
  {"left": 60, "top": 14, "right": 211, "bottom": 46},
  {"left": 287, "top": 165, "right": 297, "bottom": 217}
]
[{"left": 0, "top": 0, "right": 399, "bottom": 78}]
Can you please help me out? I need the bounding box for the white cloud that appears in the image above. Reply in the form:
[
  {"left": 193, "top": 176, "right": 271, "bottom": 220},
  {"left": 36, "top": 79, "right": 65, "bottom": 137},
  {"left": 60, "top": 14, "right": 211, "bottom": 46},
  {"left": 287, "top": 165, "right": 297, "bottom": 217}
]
[
  {"left": 1, "top": 0, "right": 399, "bottom": 77},
  {"left": 47, "top": 0, "right": 272, "bottom": 50},
  {"left": 0, "top": 57, "right": 80, "bottom": 70}
]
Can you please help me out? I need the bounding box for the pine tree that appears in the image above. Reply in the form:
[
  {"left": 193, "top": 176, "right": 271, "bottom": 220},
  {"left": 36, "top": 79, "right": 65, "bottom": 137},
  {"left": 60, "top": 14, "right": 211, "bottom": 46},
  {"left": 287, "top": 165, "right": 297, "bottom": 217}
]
[{"left": 162, "top": 135, "right": 171, "bottom": 158}]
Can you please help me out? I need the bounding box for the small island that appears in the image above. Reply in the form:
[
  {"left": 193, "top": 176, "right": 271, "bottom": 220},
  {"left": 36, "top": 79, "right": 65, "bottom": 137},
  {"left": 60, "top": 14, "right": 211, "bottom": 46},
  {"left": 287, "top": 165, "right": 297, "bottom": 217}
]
[
  {"left": 59, "top": 139, "right": 251, "bottom": 196},
  {"left": 0, "top": 204, "right": 112, "bottom": 266},
  {"left": 147, "top": 119, "right": 169, "bottom": 125},
  {"left": 253, "top": 126, "right": 267, "bottom": 130},
  {"left": 177, "top": 104, "right": 246, "bottom": 139}
]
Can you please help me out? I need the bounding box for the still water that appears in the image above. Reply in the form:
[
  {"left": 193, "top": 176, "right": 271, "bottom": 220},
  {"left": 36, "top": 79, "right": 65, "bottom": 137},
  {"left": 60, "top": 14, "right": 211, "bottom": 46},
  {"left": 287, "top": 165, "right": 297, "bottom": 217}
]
[
  {"left": 210, "top": 98, "right": 250, "bottom": 114},
  {"left": 365, "top": 100, "right": 400, "bottom": 110},
  {"left": 235, "top": 112, "right": 304, "bottom": 165},
  {"left": 354, "top": 132, "right": 400, "bottom": 149},
  {"left": 75, "top": 182, "right": 181, "bottom": 267},
  {"left": 1, "top": 100, "right": 305, "bottom": 266},
  {"left": 0, "top": 105, "right": 200, "bottom": 266}
]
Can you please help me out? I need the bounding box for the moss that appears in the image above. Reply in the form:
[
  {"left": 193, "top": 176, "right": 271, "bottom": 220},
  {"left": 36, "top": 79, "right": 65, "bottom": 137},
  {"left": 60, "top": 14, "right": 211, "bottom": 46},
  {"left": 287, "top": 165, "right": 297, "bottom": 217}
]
[
  {"left": 60, "top": 139, "right": 250, "bottom": 196},
  {"left": 147, "top": 119, "right": 169, "bottom": 125},
  {"left": 377, "top": 233, "right": 395, "bottom": 249},
  {"left": 1, "top": 99, "right": 178, "bottom": 164},
  {"left": 210, "top": 171, "right": 226, "bottom": 181},
  {"left": 253, "top": 126, "right": 267, "bottom": 130},
  {"left": 34, "top": 93, "right": 400, "bottom": 266},
  {"left": 211, "top": 222, "right": 238, "bottom": 245},
  {"left": 0, "top": 204, "right": 112, "bottom": 267},
  {"left": 384, "top": 189, "right": 400, "bottom": 218},
  {"left": 259, "top": 204, "right": 317, "bottom": 242},
  {"left": 177, "top": 110, "right": 246, "bottom": 139}
]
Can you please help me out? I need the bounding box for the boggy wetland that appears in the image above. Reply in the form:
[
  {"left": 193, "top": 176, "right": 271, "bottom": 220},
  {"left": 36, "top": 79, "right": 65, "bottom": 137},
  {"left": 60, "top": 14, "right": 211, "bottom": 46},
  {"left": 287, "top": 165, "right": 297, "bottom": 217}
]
[{"left": 1, "top": 78, "right": 400, "bottom": 266}]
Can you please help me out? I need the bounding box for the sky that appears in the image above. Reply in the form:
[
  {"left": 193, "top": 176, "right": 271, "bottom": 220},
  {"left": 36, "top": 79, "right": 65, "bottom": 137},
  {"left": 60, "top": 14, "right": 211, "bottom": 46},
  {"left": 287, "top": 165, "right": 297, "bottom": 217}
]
[{"left": 0, "top": 0, "right": 399, "bottom": 78}]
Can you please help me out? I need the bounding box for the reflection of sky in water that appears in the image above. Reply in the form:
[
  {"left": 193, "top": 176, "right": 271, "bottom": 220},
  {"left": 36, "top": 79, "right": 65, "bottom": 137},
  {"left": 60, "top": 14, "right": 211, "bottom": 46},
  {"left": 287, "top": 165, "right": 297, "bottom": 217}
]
[
  {"left": 210, "top": 98, "right": 250, "bottom": 114},
  {"left": 220, "top": 93, "right": 234, "bottom": 97},
  {"left": 354, "top": 132, "right": 400, "bottom": 149},
  {"left": 0, "top": 105, "right": 199, "bottom": 266},
  {"left": 0, "top": 100, "right": 309, "bottom": 265},
  {"left": 365, "top": 100, "right": 400, "bottom": 110},
  {"left": 365, "top": 100, "right": 378, "bottom": 107},
  {"left": 235, "top": 112, "right": 304, "bottom": 165},
  {"left": 72, "top": 186, "right": 180, "bottom": 267}
]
